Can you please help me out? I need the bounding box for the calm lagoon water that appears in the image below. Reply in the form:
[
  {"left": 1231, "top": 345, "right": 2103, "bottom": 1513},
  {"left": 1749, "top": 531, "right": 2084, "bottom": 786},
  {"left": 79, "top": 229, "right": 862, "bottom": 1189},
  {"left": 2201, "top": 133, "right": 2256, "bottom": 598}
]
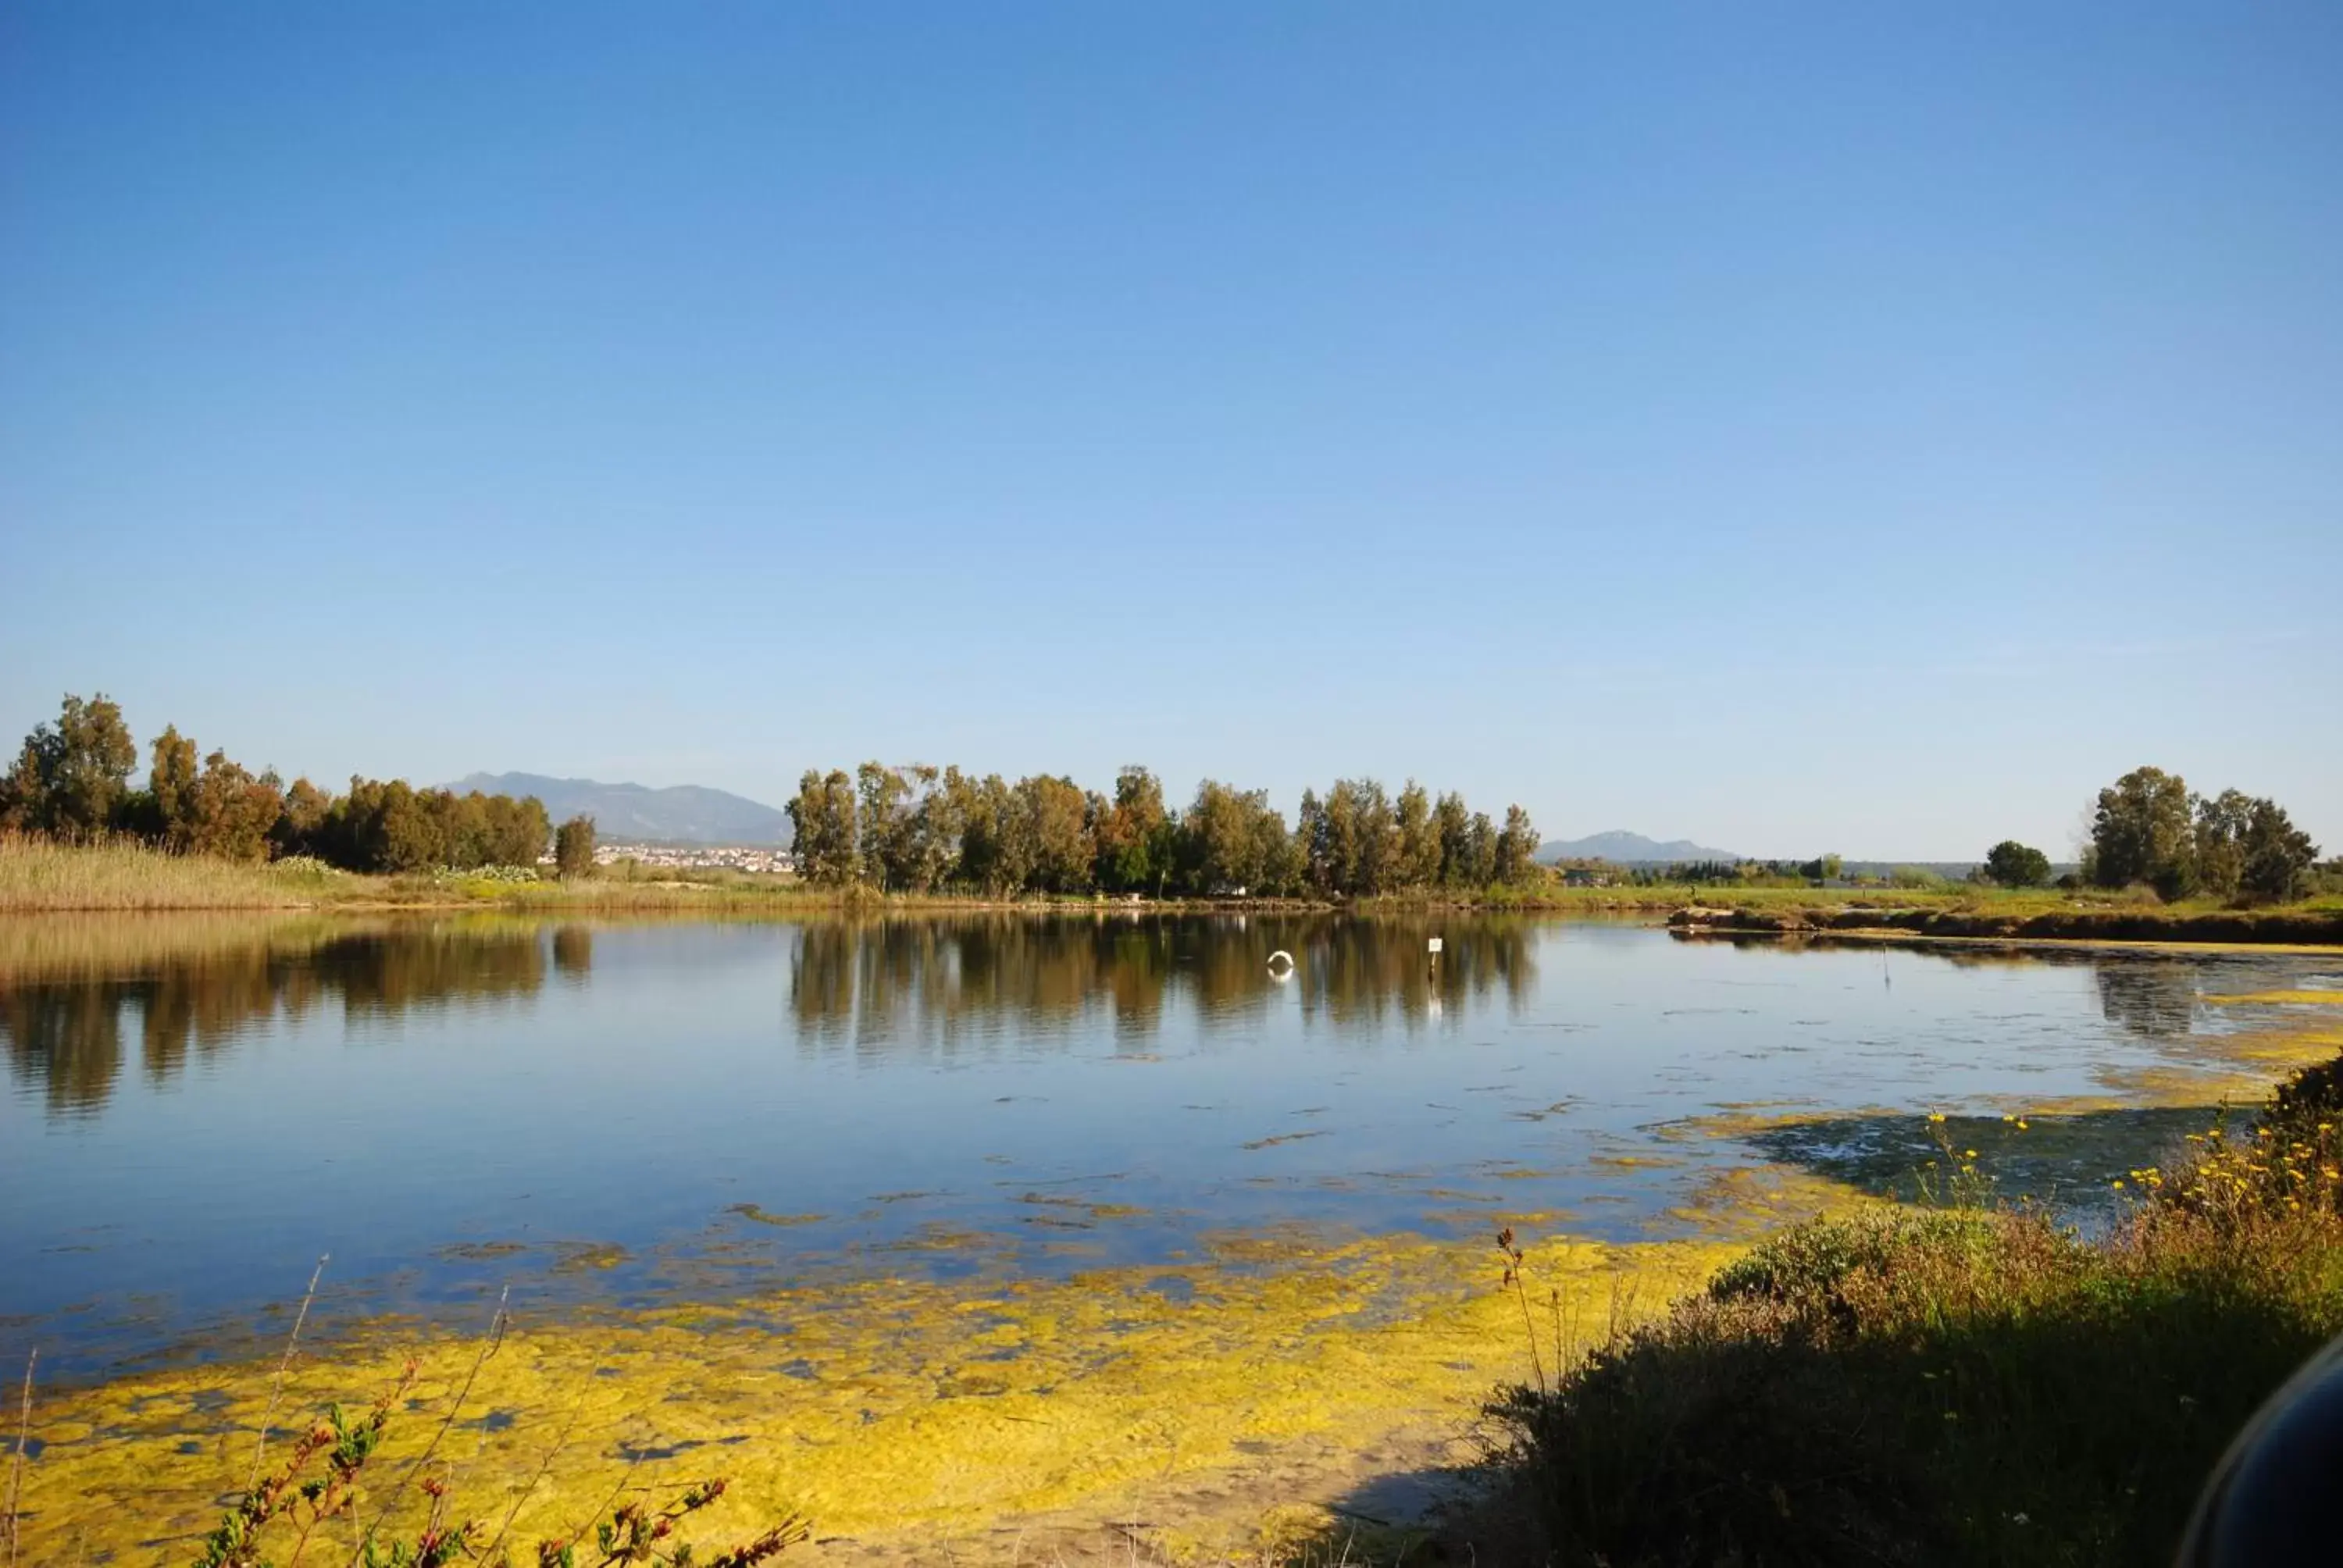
[{"left": 2, "top": 913, "right": 2329, "bottom": 1377}]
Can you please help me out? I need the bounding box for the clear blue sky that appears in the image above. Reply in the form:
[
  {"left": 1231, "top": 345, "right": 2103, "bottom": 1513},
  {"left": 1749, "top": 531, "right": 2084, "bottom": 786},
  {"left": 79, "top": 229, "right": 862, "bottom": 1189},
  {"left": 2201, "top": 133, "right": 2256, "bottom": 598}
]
[{"left": 3, "top": 3, "right": 2337, "bottom": 860}]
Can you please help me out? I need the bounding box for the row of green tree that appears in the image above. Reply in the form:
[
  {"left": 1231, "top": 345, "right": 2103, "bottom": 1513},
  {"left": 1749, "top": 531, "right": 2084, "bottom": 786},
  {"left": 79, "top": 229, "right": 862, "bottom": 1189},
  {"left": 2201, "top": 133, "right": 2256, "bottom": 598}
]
[
  {"left": 1603, "top": 768, "right": 2324, "bottom": 903},
  {"left": 2081, "top": 766, "right": 2322, "bottom": 902},
  {"left": 0, "top": 693, "right": 586, "bottom": 873},
  {"left": 1614, "top": 855, "right": 1853, "bottom": 888},
  {"left": 786, "top": 763, "right": 1540, "bottom": 897},
  {"left": 1974, "top": 768, "right": 2323, "bottom": 901}
]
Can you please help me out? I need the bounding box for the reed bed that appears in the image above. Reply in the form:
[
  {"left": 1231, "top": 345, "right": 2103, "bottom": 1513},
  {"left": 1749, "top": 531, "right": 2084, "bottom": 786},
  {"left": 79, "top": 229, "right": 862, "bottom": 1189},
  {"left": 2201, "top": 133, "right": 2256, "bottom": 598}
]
[
  {"left": 0, "top": 836, "right": 347, "bottom": 912},
  {"left": 0, "top": 836, "right": 830, "bottom": 914}
]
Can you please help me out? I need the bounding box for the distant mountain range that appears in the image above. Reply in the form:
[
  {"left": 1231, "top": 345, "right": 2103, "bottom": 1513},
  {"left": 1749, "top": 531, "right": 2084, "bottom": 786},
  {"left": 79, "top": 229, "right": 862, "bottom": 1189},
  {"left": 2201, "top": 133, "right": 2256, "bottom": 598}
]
[
  {"left": 1536, "top": 830, "right": 1741, "bottom": 865},
  {"left": 451, "top": 774, "right": 791, "bottom": 845},
  {"left": 1533, "top": 834, "right": 2002, "bottom": 875}
]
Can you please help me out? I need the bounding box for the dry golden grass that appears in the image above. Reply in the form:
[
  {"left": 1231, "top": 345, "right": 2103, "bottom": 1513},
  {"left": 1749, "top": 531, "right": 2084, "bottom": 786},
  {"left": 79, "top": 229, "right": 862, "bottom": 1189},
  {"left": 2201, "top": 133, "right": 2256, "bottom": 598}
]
[
  {"left": 0, "top": 835, "right": 341, "bottom": 911},
  {"left": 0, "top": 836, "right": 834, "bottom": 914}
]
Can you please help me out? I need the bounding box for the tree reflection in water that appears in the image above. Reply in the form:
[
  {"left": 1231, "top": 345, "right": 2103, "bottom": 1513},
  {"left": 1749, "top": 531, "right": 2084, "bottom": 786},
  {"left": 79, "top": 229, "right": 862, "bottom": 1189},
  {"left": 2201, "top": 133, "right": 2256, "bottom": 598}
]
[
  {"left": 5, "top": 914, "right": 2277, "bottom": 1119},
  {"left": 786, "top": 914, "right": 1536, "bottom": 1056},
  {"left": 0, "top": 919, "right": 577, "bottom": 1116},
  {"left": 2, "top": 914, "right": 1545, "bottom": 1114},
  {"left": 2093, "top": 956, "right": 2202, "bottom": 1039}
]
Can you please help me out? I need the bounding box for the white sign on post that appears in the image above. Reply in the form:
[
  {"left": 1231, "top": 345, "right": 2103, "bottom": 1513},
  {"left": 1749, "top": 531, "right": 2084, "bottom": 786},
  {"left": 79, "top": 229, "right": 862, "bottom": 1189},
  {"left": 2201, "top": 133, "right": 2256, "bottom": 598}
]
[{"left": 1427, "top": 937, "right": 1443, "bottom": 953}]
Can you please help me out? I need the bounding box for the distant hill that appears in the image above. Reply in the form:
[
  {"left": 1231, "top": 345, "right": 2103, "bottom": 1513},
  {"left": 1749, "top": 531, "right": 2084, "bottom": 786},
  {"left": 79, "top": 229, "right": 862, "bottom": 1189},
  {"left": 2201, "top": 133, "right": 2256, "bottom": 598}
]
[
  {"left": 1537, "top": 830, "right": 1740, "bottom": 865},
  {"left": 450, "top": 774, "right": 791, "bottom": 845}
]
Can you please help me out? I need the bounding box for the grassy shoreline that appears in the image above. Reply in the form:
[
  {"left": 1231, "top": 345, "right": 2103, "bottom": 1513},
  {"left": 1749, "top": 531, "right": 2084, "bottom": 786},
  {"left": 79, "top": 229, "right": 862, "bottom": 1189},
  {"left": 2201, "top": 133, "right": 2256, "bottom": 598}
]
[
  {"left": 1667, "top": 898, "right": 2343, "bottom": 948},
  {"left": 1471, "top": 1047, "right": 2343, "bottom": 1568},
  {"left": 0, "top": 836, "right": 1328, "bottom": 914},
  {"left": 5, "top": 838, "right": 2340, "bottom": 948}
]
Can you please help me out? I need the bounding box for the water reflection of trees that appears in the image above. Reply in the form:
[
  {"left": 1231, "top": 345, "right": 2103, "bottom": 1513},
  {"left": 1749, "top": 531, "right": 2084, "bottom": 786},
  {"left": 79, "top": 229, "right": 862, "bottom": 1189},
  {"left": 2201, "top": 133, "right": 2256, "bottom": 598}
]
[
  {"left": 1930, "top": 943, "right": 2207, "bottom": 1042},
  {"left": 0, "top": 921, "right": 587, "bottom": 1117},
  {"left": 1828, "top": 943, "right": 2209, "bottom": 1042},
  {"left": 1683, "top": 934, "right": 2217, "bottom": 1046},
  {"left": 1938, "top": 946, "right": 2205, "bottom": 1039},
  {"left": 786, "top": 914, "right": 1536, "bottom": 1056},
  {"left": 2092, "top": 957, "right": 2201, "bottom": 1039}
]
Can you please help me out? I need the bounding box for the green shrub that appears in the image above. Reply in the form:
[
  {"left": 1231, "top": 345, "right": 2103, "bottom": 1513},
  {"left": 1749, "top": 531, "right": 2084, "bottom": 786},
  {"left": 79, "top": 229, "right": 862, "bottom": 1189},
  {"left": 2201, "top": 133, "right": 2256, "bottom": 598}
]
[
  {"left": 1708, "top": 1207, "right": 1999, "bottom": 1307},
  {"left": 1492, "top": 1061, "right": 2343, "bottom": 1566}
]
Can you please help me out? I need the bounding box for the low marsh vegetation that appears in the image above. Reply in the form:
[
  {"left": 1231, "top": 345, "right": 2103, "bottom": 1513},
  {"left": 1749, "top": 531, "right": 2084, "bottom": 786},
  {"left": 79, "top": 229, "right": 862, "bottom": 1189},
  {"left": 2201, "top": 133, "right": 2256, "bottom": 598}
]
[
  {"left": 1663, "top": 889, "right": 2343, "bottom": 946},
  {"left": 0, "top": 832, "right": 337, "bottom": 911},
  {"left": 16, "top": 834, "right": 2341, "bottom": 936},
  {"left": 0, "top": 834, "right": 829, "bottom": 913},
  {"left": 1485, "top": 1056, "right": 2343, "bottom": 1566}
]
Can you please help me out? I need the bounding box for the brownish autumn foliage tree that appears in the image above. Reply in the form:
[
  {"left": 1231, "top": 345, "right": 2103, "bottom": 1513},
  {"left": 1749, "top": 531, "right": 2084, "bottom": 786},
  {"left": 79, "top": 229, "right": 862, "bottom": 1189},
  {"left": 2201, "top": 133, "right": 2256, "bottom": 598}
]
[{"left": 555, "top": 814, "right": 597, "bottom": 878}]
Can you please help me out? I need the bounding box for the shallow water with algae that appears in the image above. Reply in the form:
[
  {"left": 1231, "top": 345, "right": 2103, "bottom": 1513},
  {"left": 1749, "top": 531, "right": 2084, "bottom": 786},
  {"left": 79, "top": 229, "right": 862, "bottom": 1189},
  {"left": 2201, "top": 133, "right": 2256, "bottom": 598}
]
[{"left": 3, "top": 913, "right": 2337, "bottom": 1560}]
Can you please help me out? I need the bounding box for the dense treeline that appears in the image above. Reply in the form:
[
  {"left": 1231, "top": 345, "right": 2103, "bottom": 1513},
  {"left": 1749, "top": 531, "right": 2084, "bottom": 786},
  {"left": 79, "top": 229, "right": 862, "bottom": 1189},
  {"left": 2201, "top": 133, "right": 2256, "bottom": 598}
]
[
  {"left": 1911, "top": 769, "right": 2326, "bottom": 900},
  {"left": 1593, "top": 767, "right": 2329, "bottom": 903},
  {"left": 13, "top": 693, "right": 2325, "bottom": 907},
  {"left": 0, "top": 692, "right": 562, "bottom": 873},
  {"left": 2084, "top": 765, "right": 2322, "bottom": 902},
  {"left": 1611, "top": 854, "right": 1852, "bottom": 889},
  {"left": 786, "top": 762, "right": 1539, "bottom": 897}
]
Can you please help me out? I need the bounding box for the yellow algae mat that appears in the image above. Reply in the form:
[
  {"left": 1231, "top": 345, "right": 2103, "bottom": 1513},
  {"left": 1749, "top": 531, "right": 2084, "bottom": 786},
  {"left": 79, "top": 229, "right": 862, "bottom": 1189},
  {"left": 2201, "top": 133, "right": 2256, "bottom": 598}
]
[
  {"left": 16, "top": 1227, "right": 1757, "bottom": 1565},
  {"left": 2206, "top": 989, "right": 2343, "bottom": 1007}
]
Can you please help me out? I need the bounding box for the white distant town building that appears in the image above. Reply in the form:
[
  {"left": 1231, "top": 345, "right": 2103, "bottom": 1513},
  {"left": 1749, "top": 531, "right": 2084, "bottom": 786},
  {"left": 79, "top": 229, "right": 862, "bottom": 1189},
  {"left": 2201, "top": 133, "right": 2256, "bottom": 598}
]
[{"left": 594, "top": 842, "right": 796, "bottom": 875}]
